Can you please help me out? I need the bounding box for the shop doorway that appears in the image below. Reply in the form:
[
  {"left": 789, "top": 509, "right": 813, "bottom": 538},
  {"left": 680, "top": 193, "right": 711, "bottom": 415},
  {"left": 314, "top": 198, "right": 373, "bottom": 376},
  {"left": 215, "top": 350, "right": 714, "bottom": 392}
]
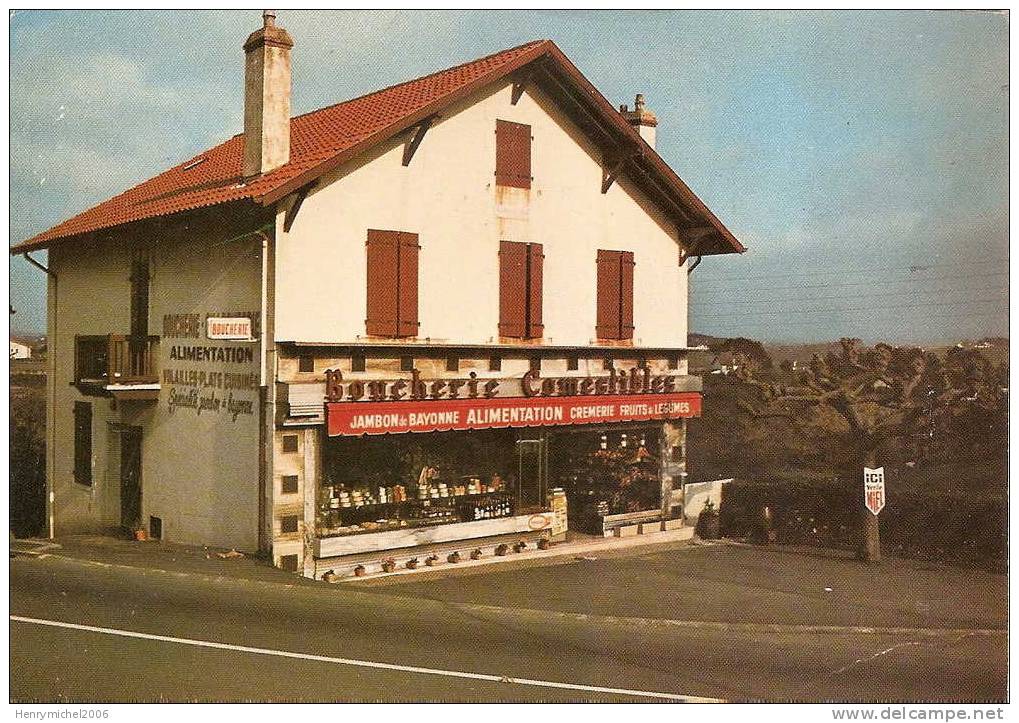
[
  {"left": 120, "top": 427, "right": 143, "bottom": 531},
  {"left": 515, "top": 433, "right": 548, "bottom": 511}
]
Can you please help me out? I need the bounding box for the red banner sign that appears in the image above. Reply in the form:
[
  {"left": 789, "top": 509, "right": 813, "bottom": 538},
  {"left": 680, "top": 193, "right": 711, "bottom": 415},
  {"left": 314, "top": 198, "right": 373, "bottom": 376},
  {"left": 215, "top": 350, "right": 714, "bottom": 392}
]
[{"left": 326, "top": 392, "right": 702, "bottom": 437}]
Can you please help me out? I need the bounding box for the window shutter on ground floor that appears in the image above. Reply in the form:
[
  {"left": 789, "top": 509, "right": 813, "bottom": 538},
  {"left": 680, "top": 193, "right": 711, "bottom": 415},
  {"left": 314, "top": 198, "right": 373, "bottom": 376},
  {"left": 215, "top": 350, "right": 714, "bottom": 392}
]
[
  {"left": 366, "top": 230, "right": 419, "bottom": 338},
  {"left": 499, "top": 240, "right": 543, "bottom": 338},
  {"left": 619, "top": 250, "right": 635, "bottom": 339},
  {"left": 498, "top": 241, "right": 526, "bottom": 338},
  {"left": 397, "top": 232, "right": 420, "bottom": 337},
  {"left": 596, "top": 249, "right": 635, "bottom": 340},
  {"left": 526, "top": 242, "right": 544, "bottom": 338}
]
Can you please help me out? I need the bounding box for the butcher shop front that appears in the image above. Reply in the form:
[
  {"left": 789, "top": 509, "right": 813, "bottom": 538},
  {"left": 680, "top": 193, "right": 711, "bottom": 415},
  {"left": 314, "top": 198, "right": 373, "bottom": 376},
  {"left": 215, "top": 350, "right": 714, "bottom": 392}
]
[{"left": 294, "top": 359, "right": 701, "bottom": 578}]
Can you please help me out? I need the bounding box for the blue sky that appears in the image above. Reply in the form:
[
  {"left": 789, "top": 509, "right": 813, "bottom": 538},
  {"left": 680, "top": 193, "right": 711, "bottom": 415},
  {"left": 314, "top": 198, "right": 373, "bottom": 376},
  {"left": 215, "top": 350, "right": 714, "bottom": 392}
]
[{"left": 9, "top": 10, "right": 1008, "bottom": 343}]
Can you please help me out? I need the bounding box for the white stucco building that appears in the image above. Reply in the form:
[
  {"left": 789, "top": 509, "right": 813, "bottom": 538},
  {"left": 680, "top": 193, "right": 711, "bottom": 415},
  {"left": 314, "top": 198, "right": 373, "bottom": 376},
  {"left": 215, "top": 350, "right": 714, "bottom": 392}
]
[
  {"left": 12, "top": 13, "right": 743, "bottom": 577},
  {"left": 10, "top": 338, "right": 32, "bottom": 360}
]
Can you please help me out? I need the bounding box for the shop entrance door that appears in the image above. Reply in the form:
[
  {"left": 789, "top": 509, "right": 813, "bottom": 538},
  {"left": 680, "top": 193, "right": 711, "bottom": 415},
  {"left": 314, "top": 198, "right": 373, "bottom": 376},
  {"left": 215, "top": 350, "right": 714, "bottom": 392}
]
[
  {"left": 515, "top": 433, "right": 547, "bottom": 512},
  {"left": 120, "top": 427, "right": 143, "bottom": 531}
]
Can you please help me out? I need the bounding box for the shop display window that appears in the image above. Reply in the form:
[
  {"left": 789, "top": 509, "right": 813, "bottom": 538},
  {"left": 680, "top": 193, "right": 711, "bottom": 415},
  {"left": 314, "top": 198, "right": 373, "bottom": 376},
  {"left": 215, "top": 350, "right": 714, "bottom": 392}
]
[
  {"left": 318, "top": 428, "right": 548, "bottom": 538},
  {"left": 551, "top": 425, "right": 661, "bottom": 526}
]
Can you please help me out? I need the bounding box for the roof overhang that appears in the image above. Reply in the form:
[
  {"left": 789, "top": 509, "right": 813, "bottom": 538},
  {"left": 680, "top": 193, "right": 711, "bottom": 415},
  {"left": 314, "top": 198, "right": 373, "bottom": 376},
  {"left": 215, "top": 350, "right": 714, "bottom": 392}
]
[
  {"left": 12, "top": 40, "right": 744, "bottom": 257},
  {"left": 11, "top": 199, "right": 265, "bottom": 255}
]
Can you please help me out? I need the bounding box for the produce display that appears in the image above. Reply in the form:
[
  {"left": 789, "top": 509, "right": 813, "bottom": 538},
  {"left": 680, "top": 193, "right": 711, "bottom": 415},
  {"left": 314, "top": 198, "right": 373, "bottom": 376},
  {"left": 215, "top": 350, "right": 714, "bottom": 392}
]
[{"left": 553, "top": 429, "right": 662, "bottom": 530}]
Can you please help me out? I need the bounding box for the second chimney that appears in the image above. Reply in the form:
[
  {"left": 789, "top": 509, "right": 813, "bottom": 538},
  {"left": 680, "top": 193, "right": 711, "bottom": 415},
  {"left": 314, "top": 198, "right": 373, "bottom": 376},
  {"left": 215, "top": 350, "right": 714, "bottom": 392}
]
[
  {"left": 620, "top": 94, "right": 658, "bottom": 149},
  {"left": 243, "top": 10, "right": 293, "bottom": 178}
]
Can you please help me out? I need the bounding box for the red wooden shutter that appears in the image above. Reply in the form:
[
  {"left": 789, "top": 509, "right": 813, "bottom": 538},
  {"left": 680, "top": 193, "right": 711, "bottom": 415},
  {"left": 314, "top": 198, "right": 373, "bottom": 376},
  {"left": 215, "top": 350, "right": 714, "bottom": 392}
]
[
  {"left": 526, "top": 243, "right": 543, "bottom": 338},
  {"left": 397, "top": 232, "right": 420, "bottom": 337},
  {"left": 619, "top": 251, "right": 634, "bottom": 340},
  {"left": 366, "top": 230, "right": 400, "bottom": 337},
  {"left": 499, "top": 241, "right": 527, "bottom": 338},
  {"left": 499, "top": 241, "right": 543, "bottom": 338},
  {"left": 596, "top": 250, "right": 622, "bottom": 339},
  {"left": 496, "top": 120, "right": 531, "bottom": 189}
]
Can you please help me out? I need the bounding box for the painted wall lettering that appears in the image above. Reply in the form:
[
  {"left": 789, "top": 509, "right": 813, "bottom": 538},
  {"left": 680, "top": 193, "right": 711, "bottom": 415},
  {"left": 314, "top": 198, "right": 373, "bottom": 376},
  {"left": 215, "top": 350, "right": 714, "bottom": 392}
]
[
  {"left": 162, "top": 309, "right": 259, "bottom": 424},
  {"left": 323, "top": 366, "right": 682, "bottom": 404}
]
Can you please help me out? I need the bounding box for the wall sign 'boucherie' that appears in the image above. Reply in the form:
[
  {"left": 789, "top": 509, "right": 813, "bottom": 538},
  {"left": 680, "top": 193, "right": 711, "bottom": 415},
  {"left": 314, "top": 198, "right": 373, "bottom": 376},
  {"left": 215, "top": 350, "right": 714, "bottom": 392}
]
[
  {"left": 323, "top": 367, "right": 701, "bottom": 436},
  {"left": 323, "top": 366, "right": 681, "bottom": 403}
]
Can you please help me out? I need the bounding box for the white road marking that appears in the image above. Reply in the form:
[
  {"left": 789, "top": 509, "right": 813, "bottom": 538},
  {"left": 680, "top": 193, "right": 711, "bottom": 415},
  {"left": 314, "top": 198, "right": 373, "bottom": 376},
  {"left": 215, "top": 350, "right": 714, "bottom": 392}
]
[
  {"left": 9, "top": 541, "right": 61, "bottom": 556},
  {"left": 10, "top": 615, "right": 722, "bottom": 702},
  {"left": 830, "top": 641, "right": 923, "bottom": 676}
]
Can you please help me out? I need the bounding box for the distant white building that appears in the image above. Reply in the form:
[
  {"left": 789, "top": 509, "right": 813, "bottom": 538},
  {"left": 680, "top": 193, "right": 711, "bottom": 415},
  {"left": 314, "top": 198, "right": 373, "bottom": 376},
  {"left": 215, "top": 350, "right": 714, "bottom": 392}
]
[{"left": 10, "top": 338, "right": 32, "bottom": 359}]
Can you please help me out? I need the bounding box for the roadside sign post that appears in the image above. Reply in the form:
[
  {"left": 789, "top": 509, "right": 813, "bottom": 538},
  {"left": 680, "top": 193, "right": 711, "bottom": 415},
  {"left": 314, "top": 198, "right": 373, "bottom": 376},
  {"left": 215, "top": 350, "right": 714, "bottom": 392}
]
[
  {"left": 863, "top": 466, "right": 886, "bottom": 516},
  {"left": 859, "top": 465, "right": 884, "bottom": 563}
]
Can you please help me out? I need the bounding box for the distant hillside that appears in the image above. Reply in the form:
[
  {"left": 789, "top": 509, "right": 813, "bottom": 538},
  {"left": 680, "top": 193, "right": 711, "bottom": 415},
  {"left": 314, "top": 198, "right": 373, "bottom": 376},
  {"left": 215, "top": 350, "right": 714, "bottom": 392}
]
[
  {"left": 688, "top": 333, "right": 725, "bottom": 349},
  {"left": 689, "top": 333, "right": 1009, "bottom": 370}
]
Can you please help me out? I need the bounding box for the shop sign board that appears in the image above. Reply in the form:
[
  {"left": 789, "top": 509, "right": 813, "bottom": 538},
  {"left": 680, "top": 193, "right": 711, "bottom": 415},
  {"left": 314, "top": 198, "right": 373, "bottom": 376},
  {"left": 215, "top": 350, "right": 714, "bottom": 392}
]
[
  {"left": 326, "top": 392, "right": 702, "bottom": 436},
  {"left": 323, "top": 367, "right": 698, "bottom": 404},
  {"left": 206, "top": 316, "right": 253, "bottom": 340},
  {"left": 863, "top": 467, "right": 885, "bottom": 516}
]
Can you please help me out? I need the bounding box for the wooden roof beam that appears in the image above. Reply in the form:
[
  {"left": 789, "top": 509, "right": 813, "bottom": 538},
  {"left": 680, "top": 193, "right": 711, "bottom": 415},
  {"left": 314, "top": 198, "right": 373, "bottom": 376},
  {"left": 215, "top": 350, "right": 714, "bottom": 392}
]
[
  {"left": 533, "top": 62, "right": 628, "bottom": 150},
  {"left": 625, "top": 157, "right": 697, "bottom": 226},
  {"left": 283, "top": 182, "right": 316, "bottom": 233},
  {"left": 532, "top": 59, "right": 706, "bottom": 232},
  {"left": 402, "top": 115, "right": 435, "bottom": 166},
  {"left": 601, "top": 148, "right": 641, "bottom": 194},
  {"left": 676, "top": 226, "right": 715, "bottom": 265},
  {"left": 511, "top": 70, "right": 532, "bottom": 105}
]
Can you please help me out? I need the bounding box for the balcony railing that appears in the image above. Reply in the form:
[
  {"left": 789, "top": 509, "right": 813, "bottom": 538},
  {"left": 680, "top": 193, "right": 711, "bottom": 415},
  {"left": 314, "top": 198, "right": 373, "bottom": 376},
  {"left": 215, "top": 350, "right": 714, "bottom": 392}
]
[{"left": 75, "top": 335, "right": 160, "bottom": 387}]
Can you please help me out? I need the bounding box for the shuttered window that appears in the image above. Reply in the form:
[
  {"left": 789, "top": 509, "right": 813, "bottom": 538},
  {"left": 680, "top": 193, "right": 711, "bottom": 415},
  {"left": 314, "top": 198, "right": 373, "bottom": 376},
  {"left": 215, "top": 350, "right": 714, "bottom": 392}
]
[
  {"left": 596, "top": 250, "right": 635, "bottom": 340},
  {"left": 498, "top": 240, "right": 543, "bottom": 339},
  {"left": 495, "top": 120, "right": 531, "bottom": 189},
  {"left": 366, "top": 230, "right": 420, "bottom": 338},
  {"left": 73, "top": 401, "right": 92, "bottom": 486},
  {"left": 129, "top": 259, "right": 149, "bottom": 337}
]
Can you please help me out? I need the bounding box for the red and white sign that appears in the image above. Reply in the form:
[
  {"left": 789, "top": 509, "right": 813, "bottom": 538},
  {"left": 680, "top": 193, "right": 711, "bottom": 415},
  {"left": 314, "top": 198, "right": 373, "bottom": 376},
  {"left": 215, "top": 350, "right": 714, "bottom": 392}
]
[
  {"left": 528, "top": 514, "right": 551, "bottom": 531},
  {"left": 863, "top": 466, "right": 886, "bottom": 516},
  {"left": 326, "top": 392, "right": 702, "bottom": 437},
  {"left": 206, "top": 316, "right": 253, "bottom": 340}
]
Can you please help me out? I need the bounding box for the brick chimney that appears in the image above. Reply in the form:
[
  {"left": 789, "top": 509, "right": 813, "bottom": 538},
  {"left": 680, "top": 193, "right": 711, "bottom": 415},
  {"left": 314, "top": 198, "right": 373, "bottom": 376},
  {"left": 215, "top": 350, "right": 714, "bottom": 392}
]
[
  {"left": 243, "top": 10, "right": 293, "bottom": 178},
  {"left": 619, "top": 93, "right": 658, "bottom": 149}
]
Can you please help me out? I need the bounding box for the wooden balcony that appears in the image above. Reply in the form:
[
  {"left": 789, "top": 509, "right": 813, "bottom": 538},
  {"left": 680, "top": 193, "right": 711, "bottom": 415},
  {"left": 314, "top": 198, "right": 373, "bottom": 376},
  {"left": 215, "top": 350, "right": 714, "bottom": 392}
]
[{"left": 75, "top": 335, "right": 160, "bottom": 399}]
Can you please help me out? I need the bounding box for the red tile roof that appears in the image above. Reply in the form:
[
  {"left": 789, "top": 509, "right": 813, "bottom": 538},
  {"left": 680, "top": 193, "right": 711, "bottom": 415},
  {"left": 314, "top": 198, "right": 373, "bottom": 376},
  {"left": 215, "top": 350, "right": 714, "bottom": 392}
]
[{"left": 12, "top": 39, "right": 743, "bottom": 255}]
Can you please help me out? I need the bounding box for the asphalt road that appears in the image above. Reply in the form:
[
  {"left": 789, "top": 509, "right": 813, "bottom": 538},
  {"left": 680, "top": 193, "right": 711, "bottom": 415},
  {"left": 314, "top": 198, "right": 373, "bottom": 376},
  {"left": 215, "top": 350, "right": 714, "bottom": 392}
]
[{"left": 9, "top": 544, "right": 1007, "bottom": 703}]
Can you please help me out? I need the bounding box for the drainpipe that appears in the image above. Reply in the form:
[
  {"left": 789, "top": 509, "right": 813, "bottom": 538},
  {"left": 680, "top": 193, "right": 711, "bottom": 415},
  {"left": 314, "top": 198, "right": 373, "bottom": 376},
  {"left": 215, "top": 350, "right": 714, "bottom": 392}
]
[
  {"left": 257, "top": 231, "right": 270, "bottom": 388},
  {"left": 25, "top": 252, "right": 57, "bottom": 540},
  {"left": 256, "top": 224, "right": 277, "bottom": 556},
  {"left": 687, "top": 255, "right": 702, "bottom": 275}
]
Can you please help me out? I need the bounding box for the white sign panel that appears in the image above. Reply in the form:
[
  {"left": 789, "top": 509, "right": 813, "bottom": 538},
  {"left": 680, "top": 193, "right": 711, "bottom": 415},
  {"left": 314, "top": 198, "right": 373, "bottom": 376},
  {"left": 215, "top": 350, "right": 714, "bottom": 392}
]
[
  {"left": 207, "top": 317, "right": 253, "bottom": 341},
  {"left": 863, "top": 466, "right": 886, "bottom": 516}
]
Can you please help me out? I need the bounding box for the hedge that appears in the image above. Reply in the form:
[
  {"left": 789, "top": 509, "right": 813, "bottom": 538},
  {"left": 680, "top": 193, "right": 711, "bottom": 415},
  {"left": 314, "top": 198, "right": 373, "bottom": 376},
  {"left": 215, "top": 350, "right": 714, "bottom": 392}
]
[{"left": 718, "top": 478, "right": 1006, "bottom": 570}]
